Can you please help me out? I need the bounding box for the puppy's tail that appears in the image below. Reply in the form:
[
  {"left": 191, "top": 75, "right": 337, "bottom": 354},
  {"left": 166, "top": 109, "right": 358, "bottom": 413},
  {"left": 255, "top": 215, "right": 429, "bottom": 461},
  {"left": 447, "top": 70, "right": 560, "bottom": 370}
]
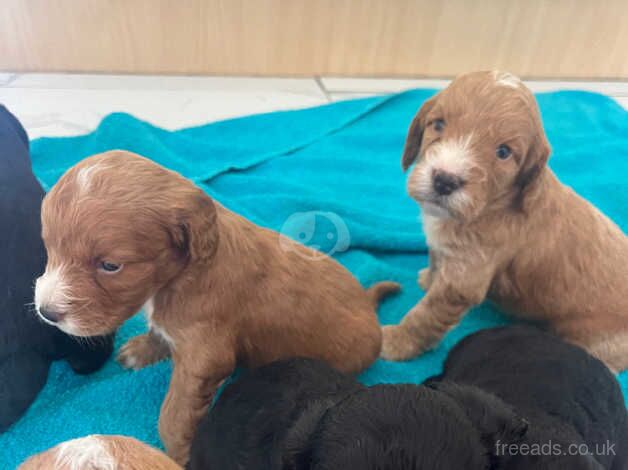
[{"left": 367, "top": 281, "right": 401, "bottom": 308}]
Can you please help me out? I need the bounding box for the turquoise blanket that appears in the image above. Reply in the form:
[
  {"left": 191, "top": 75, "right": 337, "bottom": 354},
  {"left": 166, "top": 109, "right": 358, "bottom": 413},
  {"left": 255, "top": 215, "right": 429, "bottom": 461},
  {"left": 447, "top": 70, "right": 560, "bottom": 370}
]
[{"left": 3, "top": 90, "right": 627, "bottom": 468}]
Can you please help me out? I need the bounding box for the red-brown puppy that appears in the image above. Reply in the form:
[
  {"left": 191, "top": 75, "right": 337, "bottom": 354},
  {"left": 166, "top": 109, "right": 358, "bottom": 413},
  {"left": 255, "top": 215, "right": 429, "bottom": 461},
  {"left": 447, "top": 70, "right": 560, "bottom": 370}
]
[
  {"left": 19, "top": 435, "right": 180, "bottom": 470},
  {"left": 35, "top": 150, "right": 398, "bottom": 464},
  {"left": 382, "top": 71, "right": 628, "bottom": 370}
]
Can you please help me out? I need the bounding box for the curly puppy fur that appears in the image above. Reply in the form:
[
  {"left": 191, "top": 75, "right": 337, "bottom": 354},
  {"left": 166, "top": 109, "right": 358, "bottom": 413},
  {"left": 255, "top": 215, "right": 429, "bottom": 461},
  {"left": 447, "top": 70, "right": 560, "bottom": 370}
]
[
  {"left": 19, "top": 435, "right": 181, "bottom": 470},
  {"left": 382, "top": 71, "right": 628, "bottom": 369},
  {"left": 36, "top": 150, "right": 399, "bottom": 464},
  {"left": 187, "top": 358, "right": 364, "bottom": 470},
  {"left": 190, "top": 346, "right": 617, "bottom": 469},
  {"left": 0, "top": 105, "right": 113, "bottom": 433},
  {"left": 188, "top": 358, "right": 504, "bottom": 470},
  {"left": 429, "top": 325, "right": 627, "bottom": 470}
]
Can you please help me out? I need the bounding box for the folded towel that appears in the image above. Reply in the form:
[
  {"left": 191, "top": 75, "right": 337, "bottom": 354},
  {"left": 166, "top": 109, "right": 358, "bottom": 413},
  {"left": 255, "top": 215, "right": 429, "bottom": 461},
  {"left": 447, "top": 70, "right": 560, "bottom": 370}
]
[{"left": 3, "top": 89, "right": 626, "bottom": 469}]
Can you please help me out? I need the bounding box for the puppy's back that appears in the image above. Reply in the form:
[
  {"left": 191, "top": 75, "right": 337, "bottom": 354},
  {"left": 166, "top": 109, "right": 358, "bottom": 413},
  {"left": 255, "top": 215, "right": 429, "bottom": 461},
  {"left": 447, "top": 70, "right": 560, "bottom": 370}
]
[
  {"left": 309, "top": 384, "right": 491, "bottom": 469},
  {"left": 437, "top": 325, "right": 628, "bottom": 469},
  {"left": 188, "top": 358, "right": 363, "bottom": 470}
]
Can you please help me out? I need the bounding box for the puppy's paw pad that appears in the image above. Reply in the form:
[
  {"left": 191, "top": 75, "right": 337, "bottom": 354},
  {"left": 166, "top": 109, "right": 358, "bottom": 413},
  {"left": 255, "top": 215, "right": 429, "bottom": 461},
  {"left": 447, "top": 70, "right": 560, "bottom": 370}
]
[
  {"left": 418, "top": 268, "right": 432, "bottom": 291},
  {"left": 380, "top": 325, "right": 422, "bottom": 361},
  {"left": 117, "top": 335, "right": 160, "bottom": 370}
]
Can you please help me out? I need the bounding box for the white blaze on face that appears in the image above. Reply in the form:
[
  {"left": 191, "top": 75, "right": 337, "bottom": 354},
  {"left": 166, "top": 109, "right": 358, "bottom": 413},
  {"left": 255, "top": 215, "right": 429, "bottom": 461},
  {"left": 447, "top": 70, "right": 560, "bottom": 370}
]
[
  {"left": 55, "top": 436, "right": 116, "bottom": 470},
  {"left": 75, "top": 161, "right": 109, "bottom": 193},
  {"left": 426, "top": 134, "right": 474, "bottom": 178},
  {"left": 34, "top": 265, "right": 71, "bottom": 322},
  {"left": 422, "top": 213, "right": 446, "bottom": 251}
]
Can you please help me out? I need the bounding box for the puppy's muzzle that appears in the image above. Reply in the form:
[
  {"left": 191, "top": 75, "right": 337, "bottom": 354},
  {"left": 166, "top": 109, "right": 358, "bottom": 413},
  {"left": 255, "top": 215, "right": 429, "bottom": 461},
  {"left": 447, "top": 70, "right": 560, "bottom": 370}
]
[{"left": 433, "top": 170, "right": 465, "bottom": 196}]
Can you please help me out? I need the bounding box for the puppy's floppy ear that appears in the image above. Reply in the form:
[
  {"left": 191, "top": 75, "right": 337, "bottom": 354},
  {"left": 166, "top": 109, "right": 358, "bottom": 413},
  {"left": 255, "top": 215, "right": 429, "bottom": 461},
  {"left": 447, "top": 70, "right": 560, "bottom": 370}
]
[
  {"left": 514, "top": 109, "right": 551, "bottom": 208},
  {"left": 280, "top": 400, "right": 332, "bottom": 470},
  {"left": 429, "top": 382, "right": 528, "bottom": 456},
  {"left": 401, "top": 94, "right": 437, "bottom": 171},
  {"left": 170, "top": 188, "right": 219, "bottom": 261}
]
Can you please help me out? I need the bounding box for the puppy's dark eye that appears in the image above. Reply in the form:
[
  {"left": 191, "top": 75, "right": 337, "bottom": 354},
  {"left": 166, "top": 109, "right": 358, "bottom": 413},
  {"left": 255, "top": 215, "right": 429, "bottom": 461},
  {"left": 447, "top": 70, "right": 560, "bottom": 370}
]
[
  {"left": 432, "top": 119, "right": 446, "bottom": 132},
  {"left": 99, "top": 261, "right": 122, "bottom": 273},
  {"left": 496, "top": 144, "right": 512, "bottom": 160}
]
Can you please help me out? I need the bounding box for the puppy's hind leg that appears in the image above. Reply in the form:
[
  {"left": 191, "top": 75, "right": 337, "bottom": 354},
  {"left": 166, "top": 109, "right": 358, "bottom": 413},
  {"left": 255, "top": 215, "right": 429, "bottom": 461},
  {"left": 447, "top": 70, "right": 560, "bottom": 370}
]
[{"left": 118, "top": 330, "right": 171, "bottom": 370}]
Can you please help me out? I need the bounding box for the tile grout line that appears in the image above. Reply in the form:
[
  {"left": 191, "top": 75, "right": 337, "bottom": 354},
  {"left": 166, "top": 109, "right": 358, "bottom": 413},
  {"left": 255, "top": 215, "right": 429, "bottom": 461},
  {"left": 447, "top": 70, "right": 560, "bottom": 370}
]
[
  {"left": 314, "top": 76, "right": 332, "bottom": 102},
  {"left": 0, "top": 73, "right": 19, "bottom": 86}
]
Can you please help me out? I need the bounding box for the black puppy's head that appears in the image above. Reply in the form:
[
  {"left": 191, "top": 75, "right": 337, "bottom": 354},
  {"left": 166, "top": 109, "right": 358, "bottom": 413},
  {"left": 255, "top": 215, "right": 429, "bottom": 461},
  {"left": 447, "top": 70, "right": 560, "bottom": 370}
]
[
  {"left": 427, "top": 382, "right": 528, "bottom": 466},
  {"left": 294, "top": 383, "right": 528, "bottom": 470},
  {"left": 428, "top": 382, "right": 605, "bottom": 470}
]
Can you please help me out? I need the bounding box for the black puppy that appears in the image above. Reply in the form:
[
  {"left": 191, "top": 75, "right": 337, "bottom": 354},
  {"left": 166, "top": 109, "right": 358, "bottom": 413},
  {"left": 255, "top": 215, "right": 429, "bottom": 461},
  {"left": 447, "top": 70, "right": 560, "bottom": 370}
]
[
  {"left": 430, "top": 325, "right": 627, "bottom": 470},
  {"left": 0, "top": 105, "right": 115, "bottom": 432},
  {"left": 188, "top": 329, "right": 625, "bottom": 469},
  {"left": 188, "top": 358, "right": 528, "bottom": 469},
  {"left": 187, "top": 359, "right": 364, "bottom": 469}
]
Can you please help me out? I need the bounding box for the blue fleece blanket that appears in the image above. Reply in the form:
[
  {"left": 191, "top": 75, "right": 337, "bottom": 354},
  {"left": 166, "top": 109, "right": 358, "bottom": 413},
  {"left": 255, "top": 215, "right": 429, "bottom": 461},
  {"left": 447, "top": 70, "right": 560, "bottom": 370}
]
[{"left": 3, "top": 90, "right": 627, "bottom": 468}]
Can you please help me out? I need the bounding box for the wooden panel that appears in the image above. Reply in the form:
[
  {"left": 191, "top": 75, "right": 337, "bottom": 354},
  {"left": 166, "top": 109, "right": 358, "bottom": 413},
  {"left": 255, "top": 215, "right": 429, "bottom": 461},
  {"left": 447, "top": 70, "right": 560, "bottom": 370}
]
[{"left": 1, "top": 0, "right": 627, "bottom": 78}]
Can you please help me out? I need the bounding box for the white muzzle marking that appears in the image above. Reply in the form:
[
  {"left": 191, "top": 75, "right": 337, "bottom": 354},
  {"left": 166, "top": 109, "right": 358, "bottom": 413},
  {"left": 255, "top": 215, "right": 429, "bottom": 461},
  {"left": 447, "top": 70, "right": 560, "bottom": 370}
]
[
  {"left": 33, "top": 265, "right": 83, "bottom": 335},
  {"left": 425, "top": 135, "right": 473, "bottom": 178},
  {"left": 34, "top": 266, "right": 70, "bottom": 321},
  {"left": 408, "top": 135, "right": 474, "bottom": 218}
]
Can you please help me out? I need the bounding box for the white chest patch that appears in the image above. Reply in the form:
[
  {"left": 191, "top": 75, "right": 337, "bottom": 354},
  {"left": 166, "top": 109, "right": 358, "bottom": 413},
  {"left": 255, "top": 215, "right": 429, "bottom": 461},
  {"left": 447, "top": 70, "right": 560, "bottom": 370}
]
[
  {"left": 143, "top": 297, "right": 175, "bottom": 349},
  {"left": 421, "top": 213, "right": 448, "bottom": 253},
  {"left": 55, "top": 435, "right": 116, "bottom": 470}
]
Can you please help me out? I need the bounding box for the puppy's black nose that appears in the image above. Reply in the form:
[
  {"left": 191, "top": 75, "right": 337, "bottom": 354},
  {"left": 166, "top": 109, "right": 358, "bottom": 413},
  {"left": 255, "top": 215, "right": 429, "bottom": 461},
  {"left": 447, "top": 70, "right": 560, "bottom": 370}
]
[
  {"left": 39, "top": 307, "right": 62, "bottom": 323},
  {"left": 433, "top": 171, "right": 463, "bottom": 196}
]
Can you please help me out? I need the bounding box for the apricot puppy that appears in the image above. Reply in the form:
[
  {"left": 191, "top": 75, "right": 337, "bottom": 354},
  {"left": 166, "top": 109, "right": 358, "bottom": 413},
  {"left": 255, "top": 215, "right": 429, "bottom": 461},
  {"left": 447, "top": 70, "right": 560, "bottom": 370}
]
[
  {"left": 382, "top": 71, "right": 628, "bottom": 370},
  {"left": 35, "top": 150, "right": 398, "bottom": 464}
]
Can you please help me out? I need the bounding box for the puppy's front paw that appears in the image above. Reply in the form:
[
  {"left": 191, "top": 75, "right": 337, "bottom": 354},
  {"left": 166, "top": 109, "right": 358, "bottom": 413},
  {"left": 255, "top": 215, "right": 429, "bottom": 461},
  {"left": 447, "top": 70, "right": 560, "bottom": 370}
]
[
  {"left": 380, "top": 325, "right": 423, "bottom": 361},
  {"left": 418, "top": 268, "right": 432, "bottom": 291},
  {"left": 117, "top": 334, "right": 169, "bottom": 370}
]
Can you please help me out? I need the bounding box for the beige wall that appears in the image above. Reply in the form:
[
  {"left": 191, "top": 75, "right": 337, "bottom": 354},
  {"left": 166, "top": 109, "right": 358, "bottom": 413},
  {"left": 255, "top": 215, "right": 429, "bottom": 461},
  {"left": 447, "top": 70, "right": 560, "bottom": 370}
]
[{"left": 1, "top": 0, "right": 627, "bottom": 78}]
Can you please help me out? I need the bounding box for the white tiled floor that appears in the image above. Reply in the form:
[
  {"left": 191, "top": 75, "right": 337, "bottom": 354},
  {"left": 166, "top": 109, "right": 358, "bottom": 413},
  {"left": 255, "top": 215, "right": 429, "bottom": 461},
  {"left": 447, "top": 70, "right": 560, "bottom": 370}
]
[{"left": 1, "top": 73, "right": 626, "bottom": 139}]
